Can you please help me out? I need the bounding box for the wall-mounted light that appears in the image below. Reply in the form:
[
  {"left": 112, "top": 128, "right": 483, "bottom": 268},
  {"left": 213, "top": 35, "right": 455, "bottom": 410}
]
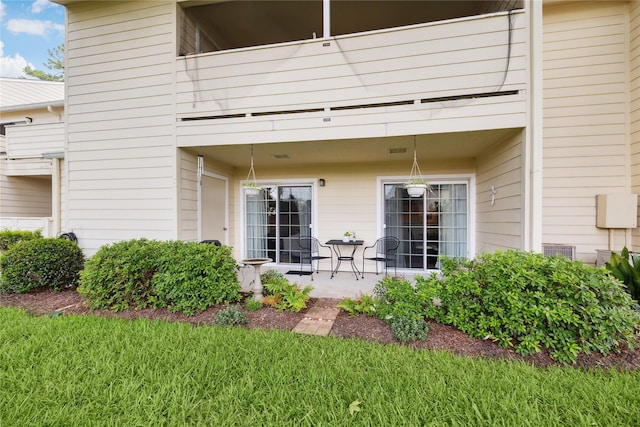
[{"left": 319, "top": 178, "right": 325, "bottom": 187}]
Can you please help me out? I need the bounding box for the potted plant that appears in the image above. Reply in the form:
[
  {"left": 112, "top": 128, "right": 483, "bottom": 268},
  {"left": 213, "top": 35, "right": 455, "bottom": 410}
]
[
  {"left": 343, "top": 231, "right": 356, "bottom": 242},
  {"left": 405, "top": 179, "right": 429, "bottom": 198},
  {"left": 243, "top": 181, "right": 262, "bottom": 197}
]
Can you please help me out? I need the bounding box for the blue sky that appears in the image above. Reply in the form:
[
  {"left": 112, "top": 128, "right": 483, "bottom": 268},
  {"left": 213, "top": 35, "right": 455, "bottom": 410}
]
[{"left": 0, "top": 0, "right": 65, "bottom": 78}]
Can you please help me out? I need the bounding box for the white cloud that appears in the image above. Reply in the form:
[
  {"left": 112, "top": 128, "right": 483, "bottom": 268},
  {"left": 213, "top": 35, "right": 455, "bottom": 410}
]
[
  {"left": 31, "top": 0, "right": 54, "bottom": 14},
  {"left": 0, "top": 40, "right": 32, "bottom": 78},
  {"left": 6, "top": 18, "right": 63, "bottom": 36},
  {"left": 0, "top": 1, "right": 6, "bottom": 21}
]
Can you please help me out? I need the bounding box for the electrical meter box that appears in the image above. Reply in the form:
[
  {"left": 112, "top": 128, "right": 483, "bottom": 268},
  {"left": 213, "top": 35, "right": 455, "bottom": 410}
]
[{"left": 596, "top": 194, "right": 638, "bottom": 228}]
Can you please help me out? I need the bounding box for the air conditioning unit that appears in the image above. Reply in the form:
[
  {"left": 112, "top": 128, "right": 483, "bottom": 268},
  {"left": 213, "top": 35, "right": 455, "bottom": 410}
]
[{"left": 542, "top": 244, "right": 576, "bottom": 260}]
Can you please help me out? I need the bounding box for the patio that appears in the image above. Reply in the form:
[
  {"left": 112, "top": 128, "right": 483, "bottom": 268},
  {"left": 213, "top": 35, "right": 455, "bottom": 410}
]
[{"left": 238, "top": 265, "right": 419, "bottom": 299}]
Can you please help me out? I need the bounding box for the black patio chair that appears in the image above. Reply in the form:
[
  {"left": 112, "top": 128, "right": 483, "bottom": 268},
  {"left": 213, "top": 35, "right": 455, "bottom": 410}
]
[
  {"left": 362, "top": 236, "right": 399, "bottom": 278},
  {"left": 298, "top": 237, "right": 333, "bottom": 281},
  {"left": 200, "top": 239, "right": 222, "bottom": 246}
]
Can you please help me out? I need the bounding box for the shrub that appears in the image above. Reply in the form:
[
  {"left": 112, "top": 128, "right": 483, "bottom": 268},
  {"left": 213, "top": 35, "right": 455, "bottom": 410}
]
[
  {"left": 78, "top": 239, "right": 162, "bottom": 311},
  {"left": 606, "top": 247, "right": 640, "bottom": 302},
  {"left": 373, "top": 275, "right": 435, "bottom": 320},
  {"left": 151, "top": 241, "right": 241, "bottom": 315},
  {"left": 433, "top": 251, "right": 640, "bottom": 363},
  {"left": 79, "top": 239, "right": 241, "bottom": 315},
  {"left": 0, "top": 238, "right": 84, "bottom": 293},
  {"left": 337, "top": 294, "right": 376, "bottom": 317},
  {"left": 215, "top": 305, "right": 247, "bottom": 326},
  {"left": 261, "top": 269, "right": 312, "bottom": 312},
  {"left": 0, "top": 229, "right": 42, "bottom": 251},
  {"left": 389, "top": 316, "right": 429, "bottom": 342},
  {"left": 245, "top": 297, "right": 263, "bottom": 312}
]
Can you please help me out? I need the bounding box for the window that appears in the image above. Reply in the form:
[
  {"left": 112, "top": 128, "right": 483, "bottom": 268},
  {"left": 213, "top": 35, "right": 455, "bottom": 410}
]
[
  {"left": 245, "top": 185, "right": 312, "bottom": 263},
  {"left": 384, "top": 181, "right": 468, "bottom": 270}
]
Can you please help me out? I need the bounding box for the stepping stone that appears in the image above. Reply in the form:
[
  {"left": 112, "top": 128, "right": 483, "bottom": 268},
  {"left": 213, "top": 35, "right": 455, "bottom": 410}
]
[{"left": 292, "top": 304, "right": 340, "bottom": 336}]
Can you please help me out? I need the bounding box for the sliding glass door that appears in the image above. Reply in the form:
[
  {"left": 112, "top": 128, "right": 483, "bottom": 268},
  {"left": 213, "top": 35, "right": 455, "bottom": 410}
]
[
  {"left": 384, "top": 182, "right": 468, "bottom": 270},
  {"left": 245, "top": 185, "right": 312, "bottom": 263}
]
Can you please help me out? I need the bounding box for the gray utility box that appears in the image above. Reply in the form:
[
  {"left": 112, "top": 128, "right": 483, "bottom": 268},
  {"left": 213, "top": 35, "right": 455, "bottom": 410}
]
[{"left": 596, "top": 194, "right": 638, "bottom": 229}]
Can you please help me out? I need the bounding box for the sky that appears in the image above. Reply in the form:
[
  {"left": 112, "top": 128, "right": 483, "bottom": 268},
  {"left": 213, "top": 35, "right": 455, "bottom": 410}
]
[{"left": 0, "top": 0, "right": 65, "bottom": 78}]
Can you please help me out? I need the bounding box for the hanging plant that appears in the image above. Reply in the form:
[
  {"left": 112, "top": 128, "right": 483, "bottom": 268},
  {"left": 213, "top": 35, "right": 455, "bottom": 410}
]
[
  {"left": 243, "top": 145, "right": 262, "bottom": 197},
  {"left": 405, "top": 136, "right": 430, "bottom": 197}
]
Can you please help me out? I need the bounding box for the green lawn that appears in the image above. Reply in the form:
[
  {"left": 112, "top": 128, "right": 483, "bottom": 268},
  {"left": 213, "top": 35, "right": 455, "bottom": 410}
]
[{"left": 1, "top": 307, "right": 638, "bottom": 426}]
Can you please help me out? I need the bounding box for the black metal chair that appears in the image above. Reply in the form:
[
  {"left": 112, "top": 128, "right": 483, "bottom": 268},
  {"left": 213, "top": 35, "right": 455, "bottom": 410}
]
[
  {"left": 200, "top": 239, "right": 222, "bottom": 246},
  {"left": 362, "top": 236, "right": 399, "bottom": 278},
  {"left": 298, "top": 237, "right": 333, "bottom": 281}
]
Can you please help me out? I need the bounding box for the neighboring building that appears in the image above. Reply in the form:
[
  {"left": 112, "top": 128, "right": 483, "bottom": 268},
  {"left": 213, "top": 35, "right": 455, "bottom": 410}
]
[
  {"left": 46, "top": 1, "right": 638, "bottom": 274},
  {"left": 0, "top": 78, "right": 65, "bottom": 236}
]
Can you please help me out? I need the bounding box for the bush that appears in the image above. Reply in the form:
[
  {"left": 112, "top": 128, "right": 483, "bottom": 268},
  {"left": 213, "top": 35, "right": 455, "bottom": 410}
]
[
  {"left": 606, "top": 247, "right": 640, "bottom": 302},
  {"left": 389, "top": 316, "right": 429, "bottom": 342},
  {"left": 0, "top": 229, "right": 42, "bottom": 251},
  {"left": 431, "top": 251, "right": 640, "bottom": 363},
  {"left": 337, "top": 294, "right": 376, "bottom": 317},
  {"left": 245, "top": 297, "right": 263, "bottom": 312},
  {"left": 215, "top": 305, "right": 247, "bottom": 326},
  {"left": 79, "top": 239, "right": 241, "bottom": 315},
  {"left": 261, "top": 269, "right": 312, "bottom": 312},
  {"left": 0, "top": 238, "right": 84, "bottom": 293}
]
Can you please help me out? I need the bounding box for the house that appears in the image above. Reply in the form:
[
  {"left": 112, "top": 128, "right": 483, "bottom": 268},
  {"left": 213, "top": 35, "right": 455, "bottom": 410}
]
[
  {"left": 0, "top": 78, "right": 65, "bottom": 237},
  {"left": 42, "top": 0, "right": 638, "bottom": 286}
]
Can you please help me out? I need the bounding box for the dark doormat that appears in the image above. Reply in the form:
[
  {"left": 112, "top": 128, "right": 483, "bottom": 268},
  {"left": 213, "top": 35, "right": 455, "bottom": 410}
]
[{"left": 285, "top": 270, "right": 312, "bottom": 276}]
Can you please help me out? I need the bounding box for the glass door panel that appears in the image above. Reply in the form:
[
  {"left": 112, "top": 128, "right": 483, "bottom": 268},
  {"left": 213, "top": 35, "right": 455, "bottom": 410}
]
[
  {"left": 245, "top": 185, "right": 311, "bottom": 264},
  {"left": 384, "top": 182, "right": 467, "bottom": 270}
]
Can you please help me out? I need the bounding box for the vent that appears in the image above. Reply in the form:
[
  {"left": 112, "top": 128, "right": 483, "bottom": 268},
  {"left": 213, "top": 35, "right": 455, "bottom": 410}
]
[{"left": 542, "top": 244, "right": 575, "bottom": 260}]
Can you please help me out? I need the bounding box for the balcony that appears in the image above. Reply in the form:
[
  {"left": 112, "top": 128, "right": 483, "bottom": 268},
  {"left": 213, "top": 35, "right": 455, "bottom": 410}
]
[
  {"left": 2, "top": 122, "right": 64, "bottom": 176},
  {"left": 176, "top": 10, "right": 526, "bottom": 148}
]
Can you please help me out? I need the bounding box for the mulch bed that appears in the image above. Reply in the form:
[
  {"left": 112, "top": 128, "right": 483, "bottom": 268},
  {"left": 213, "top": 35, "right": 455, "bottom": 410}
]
[{"left": 2, "top": 287, "right": 639, "bottom": 371}]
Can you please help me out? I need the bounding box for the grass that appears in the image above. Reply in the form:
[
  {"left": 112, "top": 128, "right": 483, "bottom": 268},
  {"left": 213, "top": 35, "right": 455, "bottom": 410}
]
[{"left": 1, "top": 307, "right": 639, "bottom": 426}]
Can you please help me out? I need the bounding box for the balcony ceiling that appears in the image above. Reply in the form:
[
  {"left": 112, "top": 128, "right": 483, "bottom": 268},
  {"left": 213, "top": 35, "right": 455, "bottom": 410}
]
[{"left": 190, "top": 128, "right": 521, "bottom": 168}]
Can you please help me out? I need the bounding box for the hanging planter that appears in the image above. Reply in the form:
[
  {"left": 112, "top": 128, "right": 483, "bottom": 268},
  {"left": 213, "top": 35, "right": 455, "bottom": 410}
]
[
  {"left": 404, "top": 136, "right": 430, "bottom": 198},
  {"left": 243, "top": 145, "right": 262, "bottom": 197}
]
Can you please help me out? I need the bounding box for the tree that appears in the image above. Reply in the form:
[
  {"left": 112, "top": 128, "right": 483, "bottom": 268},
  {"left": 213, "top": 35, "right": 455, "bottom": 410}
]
[{"left": 23, "top": 44, "right": 64, "bottom": 82}]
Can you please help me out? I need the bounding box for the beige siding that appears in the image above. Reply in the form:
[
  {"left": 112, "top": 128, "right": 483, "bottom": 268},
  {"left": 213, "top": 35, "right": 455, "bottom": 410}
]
[
  {"left": 176, "top": 11, "right": 526, "bottom": 146},
  {"left": 543, "top": 1, "right": 630, "bottom": 263},
  {"left": 631, "top": 0, "right": 640, "bottom": 252},
  {"left": 64, "top": 1, "right": 177, "bottom": 254},
  {"left": 0, "top": 175, "right": 51, "bottom": 217},
  {"left": 178, "top": 149, "right": 198, "bottom": 241},
  {"left": 475, "top": 130, "right": 523, "bottom": 253},
  {"left": 5, "top": 123, "right": 64, "bottom": 159}
]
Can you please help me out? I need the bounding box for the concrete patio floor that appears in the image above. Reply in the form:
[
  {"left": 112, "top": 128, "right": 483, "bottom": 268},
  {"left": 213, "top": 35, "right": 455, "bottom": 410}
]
[{"left": 239, "top": 265, "right": 418, "bottom": 299}]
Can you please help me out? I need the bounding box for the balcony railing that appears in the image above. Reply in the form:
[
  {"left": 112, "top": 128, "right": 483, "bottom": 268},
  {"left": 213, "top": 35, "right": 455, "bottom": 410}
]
[
  {"left": 5, "top": 122, "right": 64, "bottom": 159},
  {"left": 175, "top": 10, "right": 526, "bottom": 146}
]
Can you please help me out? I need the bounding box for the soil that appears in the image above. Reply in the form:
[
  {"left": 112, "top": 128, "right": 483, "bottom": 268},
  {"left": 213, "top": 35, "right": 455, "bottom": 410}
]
[{"left": 2, "top": 288, "right": 639, "bottom": 371}]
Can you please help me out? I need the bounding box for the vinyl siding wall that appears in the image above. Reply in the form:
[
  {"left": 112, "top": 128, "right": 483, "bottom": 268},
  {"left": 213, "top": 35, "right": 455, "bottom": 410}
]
[
  {"left": 543, "top": 1, "right": 630, "bottom": 263},
  {"left": 631, "top": 0, "right": 640, "bottom": 252},
  {"left": 0, "top": 175, "right": 51, "bottom": 217},
  {"left": 64, "top": 1, "right": 177, "bottom": 254},
  {"left": 475, "top": 130, "right": 523, "bottom": 253}
]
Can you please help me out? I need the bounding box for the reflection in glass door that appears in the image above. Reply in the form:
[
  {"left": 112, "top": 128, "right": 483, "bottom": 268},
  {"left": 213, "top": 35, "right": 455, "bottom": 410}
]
[
  {"left": 384, "top": 182, "right": 468, "bottom": 270},
  {"left": 245, "top": 185, "right": 312, "bottom": 263}
]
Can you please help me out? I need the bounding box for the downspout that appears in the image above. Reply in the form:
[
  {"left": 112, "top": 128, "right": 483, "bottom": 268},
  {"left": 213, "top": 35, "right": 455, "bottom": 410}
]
[
  {"left": 197, "top": 154, "right": 204, "bottom": 241},
  {"left": 52, "top": 157, "right": 61, "bottom": 237},
  {"left": 526, "top": 0, "right": 543, "bottom": 252}
]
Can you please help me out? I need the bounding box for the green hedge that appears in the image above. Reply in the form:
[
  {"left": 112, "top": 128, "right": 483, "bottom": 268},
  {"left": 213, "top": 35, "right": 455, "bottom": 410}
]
[
  {"left": 0, "top": 229, "right": 43, "bottom": 251},
  {"left": 78, "top": 239, "right": 241, "bottom": 315},
  {"left": 0, "top": 238, "right": 84, "bottom": 293},
  {"left": 372, "top": 250, "right": 640, "bottom": 363}
]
